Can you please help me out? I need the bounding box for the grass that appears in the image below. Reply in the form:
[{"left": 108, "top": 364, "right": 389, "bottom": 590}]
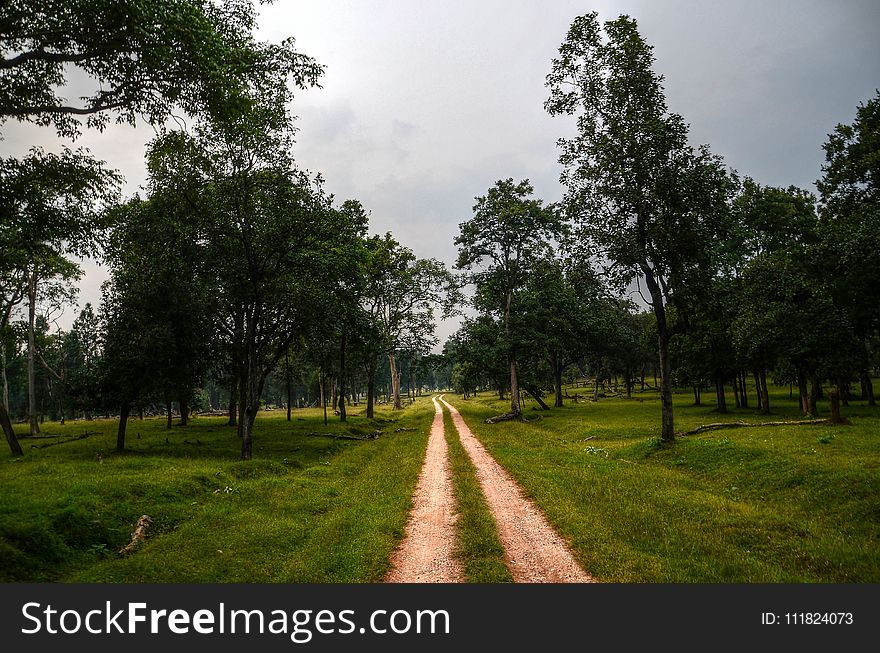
[
  {"left": 442, "top": 408, "right": 513, "bottom": 583},
  {"left": 445, "top": 383, "right": 880, "bottom": 582},
  {"left": 0, "top": 400, "right": 434, "bottom": 582},
  {"left": 3, "top": 382, "right": 878, "bottom": 583}
]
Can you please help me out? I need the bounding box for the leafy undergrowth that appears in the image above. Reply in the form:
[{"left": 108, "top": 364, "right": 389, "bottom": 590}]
[
  {"left": 0, "top": 400, "right": 433, "bottom": 582},
  {"left": 447, "top": 385, "right": 880, "bottom": 582}
]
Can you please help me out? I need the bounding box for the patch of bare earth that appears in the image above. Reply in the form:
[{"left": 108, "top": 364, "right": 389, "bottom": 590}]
[
  {"left": 385, "top": 396, "right": 463, "bottom": 583},
  {"left": 439, "top": 395, "right": 594, "bottom": 583}
]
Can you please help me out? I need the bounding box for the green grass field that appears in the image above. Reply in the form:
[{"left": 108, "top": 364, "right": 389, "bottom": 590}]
[
  {"left": 0, "top": 401, "right": 433, "bottom": 582},
  {"left": 446, "top": 383, "right": 880, "bottom": 582},
  {"left": 2, "top": 382, "right": 878, "bottom": 582}
]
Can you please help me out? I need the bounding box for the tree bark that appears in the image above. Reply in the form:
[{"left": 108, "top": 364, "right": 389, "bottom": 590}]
[
  {"left": 553, "top": 353, "right": 564, "bottom": 408},
  {"left": 829, "top": 387, "right": 845, "bottom": 424},
  {"left": 389, "top": 352, "right": 402, "bottom": 410},
  {"left": 714, "top": 376, "right": 728, "bottom": 413},
  {"left": 860, "top": 371, "right": 876, "bottom": 407},
  {"left": 320, "top": 369, "right": 327, "bottom": 426},
  {"left": 0, "top": 403, "right": 23, "bottom": 456},
  {"left": 797, "top": 371, "right": 809, "bottom": 415},
  {"left": 508, "top": 355, "right": 521, "bottom": 416},
  {"left": 117, "top": 401, "right": 130, "bottom": 452},
  {"left": 285, "top": 351, "right": 292, "bottom": 422},
  {"left": 651, "top": 296, "right": 675, "bottom": 441},
  {"left": 27, "top": 269, "right": 39, "bottom": 436},
  {"left": 227, "top": 377, "right": 238, "bottom": 426},
  {"left": 338, "top": 335, "right": 347, "bottom": 422},
  {"left": 179, "top": 395, "right": 189, "bottom": 426},
  {"left": 1, "top": 346, "right": 9, "bottom": 414},
  {"left": 366, "top": 358, "right": 376, "bottom": 419},
  {"left": 524, "top": 385, "right": 550, "bottom": 410},
  {"left": 808, "top": 376, "right": 820, "bottom": 417},
  {"left": 754, "top": 369, "right": 770, "bottom": 414}
]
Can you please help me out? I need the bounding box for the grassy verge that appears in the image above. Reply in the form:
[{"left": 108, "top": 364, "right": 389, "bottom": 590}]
[
  {"left": 0, "top": 400, "right": 433, "bottom": 582},
  {"left": 446, "top": 386, "right": 880, "bottom": 582},
  {"left": 441, "top": 402, "right": 513, "bottom": 583}
]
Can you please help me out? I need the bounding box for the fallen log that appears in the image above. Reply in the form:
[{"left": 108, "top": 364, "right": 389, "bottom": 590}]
[
  {"left": 485, "top": 412, "right": 521, "bottom": 424},
  {"left": 119, "top": 515, "right": 152, "bottom": 555},
  {"left": 305, "top": 430, "right": 382, "bottom": 441},
  {"left": 678, "top": 418, "right": 832, "bottom": 436}
]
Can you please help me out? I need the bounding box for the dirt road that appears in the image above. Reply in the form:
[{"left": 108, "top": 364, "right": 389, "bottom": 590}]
[
  {"left": 438, "top": 395, "right": 593, "bottom": 583},
  {"left": 387, "top": 394, "right": 592, "bottom": 583},
  {"left": 385, "top": 396, "right": 462, "bottom": 582}
]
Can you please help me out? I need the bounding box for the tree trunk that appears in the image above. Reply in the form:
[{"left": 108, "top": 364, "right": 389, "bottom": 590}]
[
  {"left": 1, "top": 346, "right": 9, "bottom": 414},
  {"left": 754, "top": 369, "right": 770, "bottom": 414},
  {"left": 338, "top": 336, "right": 347, "bottom": 422},
  {"left": 797, "top": 371, "right": 809, "bottom": 415},
  {"left": 508, "top": 355, "right": 521, "bottom": 416},
  {"left": 166, "top": 401, "right": 172, "bottom": 430},
  {"left": 179, "top": 395, "right": 189, "bottom": 426},
  {"left": 240, "top": 310, "right": 262, "bottom": 460},
  {"left": 366, "top": 359, "right": 376, "bottom": 419},
  {"left": 860, "top": 370, "right": 876, "bottom": 407},
  {"left": 389, "top": 352, "right": 402, "bottom": 410},
  {"left": 524, "top": 386, "right": 550, "bottom": 410},
  {"left": 641, "top": 257, "right": 674, "bottom": 441},
  {"left": 739, "top": 371, "right": 749, "bottom": 408},
  {"left": 0, "top": 403, "right": 23, "bottom": 456},
  {"left": 732, "top": 374, "right": 742, "bottom": 408},
  {"left": 227, "top": 377, "right": 238, "bottom": 426},
  {"left": 553, "top": 354, "right": 564, "bottom": 408},
  {"left": 715, "top": 376, "right": 728, "bottom": 413},
  {"left": 693, "top": 385, "right": 701, "bottom": 406},
  {"left": 320, "top": 369, "right": 327, "bottom": 426},
  {"left": 285, "top": 351, "right": 292, "bottom": 422},
  {"left": 808, "top": 377, "right": 820, "bottom": 417},
  {"left": 829, "top": 387, "right": 844, "bottom": 424},
  {"left": 117, "top": 401, "right": 130, "bottom": 452},
  {"left": 27, "top": 269, "right": 39, "bottom": 436}
]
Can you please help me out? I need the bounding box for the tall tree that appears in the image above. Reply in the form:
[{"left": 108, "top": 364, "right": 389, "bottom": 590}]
[
  {"left": 361, "top": 234, "right": 454, "bottom": 413},
  {"left": 816, "top": 91, "right": 880, "bottom": 405},
  {"left": 0, "top": 147, "right": 119, "bottom": 436},
  {"left": 546, "top": 14, "right": 732, "bottom": 440},
  {"left": 455, "top": 178, "right": 562, "bottom": 420}
]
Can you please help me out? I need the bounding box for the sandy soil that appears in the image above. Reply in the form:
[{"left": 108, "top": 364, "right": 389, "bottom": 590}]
[
  {"left": 385, "top": 396, "right": 463, "bottom": 583},
  {"left": 439, "top": 395, "right": 594, "bottom": 583}
]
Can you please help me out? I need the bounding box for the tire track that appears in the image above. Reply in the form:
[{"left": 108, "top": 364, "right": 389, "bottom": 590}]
[
  {"left": 385, "top": 396, "right": 462, "bottom": 583},
  {"left": 438, "top": 395, "right": 593, "bottom": 583}
]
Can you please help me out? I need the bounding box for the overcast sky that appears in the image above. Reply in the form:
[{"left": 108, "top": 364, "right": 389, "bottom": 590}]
[{"left": 4, "top": 0, "right": 879, "bottom": 342}]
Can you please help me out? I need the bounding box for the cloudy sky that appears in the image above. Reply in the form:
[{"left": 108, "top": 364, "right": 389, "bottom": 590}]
[{"left": 5, "top": 0, "right": 879, "bottom": 341}]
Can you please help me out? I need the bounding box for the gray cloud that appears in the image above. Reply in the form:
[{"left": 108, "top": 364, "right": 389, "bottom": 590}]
[{"left": 5, "top": 0, "right": 878, "bottom": 343}]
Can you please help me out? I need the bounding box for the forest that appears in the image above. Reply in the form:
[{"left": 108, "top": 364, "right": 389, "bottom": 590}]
[{"left": 2, "top": 5, "right": 877, "bottom": 460}]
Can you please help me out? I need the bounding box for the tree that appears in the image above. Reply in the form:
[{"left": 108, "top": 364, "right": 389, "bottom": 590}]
[
  {"left": 0, "top": 0, "right": 322, "bottom": 137},
  {"left": 361, "top": 234, "right": 455, "bottom": 414},
  {"left": 546, "top": 14, "right": 733, "bottom": 440},
  {"left": 0, "top": 147, "right": 120, "bottom": 436},
  {"left": 816, "top": 91, "right": 880, "bottom": 405},
  {"left": 455, "top": 178, "right": 562, "bottom": 420}
]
